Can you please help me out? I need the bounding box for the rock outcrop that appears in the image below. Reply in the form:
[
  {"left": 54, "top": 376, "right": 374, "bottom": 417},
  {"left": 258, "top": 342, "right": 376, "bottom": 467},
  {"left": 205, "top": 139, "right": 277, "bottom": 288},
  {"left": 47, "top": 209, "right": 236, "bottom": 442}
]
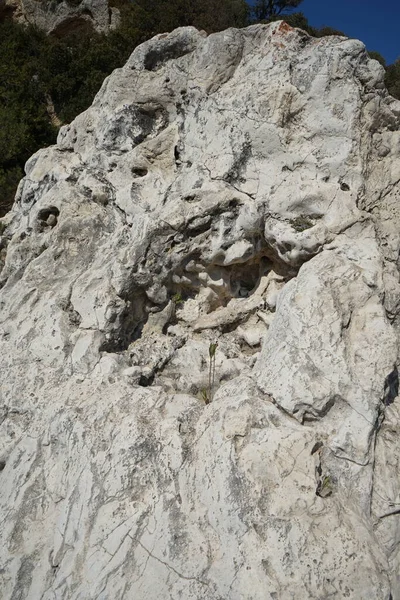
[
  {"left": 0, "top": 0, "right": 119, "bottom": 36},
  {"left": 1, "top": 22, "right": 400, "bottom": 599}
]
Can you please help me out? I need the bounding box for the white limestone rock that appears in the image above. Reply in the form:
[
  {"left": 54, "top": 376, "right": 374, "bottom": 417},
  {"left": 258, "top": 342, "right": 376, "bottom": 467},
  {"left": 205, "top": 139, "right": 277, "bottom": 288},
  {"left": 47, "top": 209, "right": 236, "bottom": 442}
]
[
  {"left": 0, "top": 0, "right": 119, "bottom": 36},
  {"left": 1, "top": 21, "right": 400, "bottom": 599}
]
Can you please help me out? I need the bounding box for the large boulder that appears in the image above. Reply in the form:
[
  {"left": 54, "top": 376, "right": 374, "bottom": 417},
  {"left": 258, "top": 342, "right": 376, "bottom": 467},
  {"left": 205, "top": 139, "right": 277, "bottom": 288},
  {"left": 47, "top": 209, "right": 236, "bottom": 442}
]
[
  {"left": 0, "top": 0, "right": 119, "bottom": 35},
  {"left": 1, "top": 22, "right": 400, "bottom": 599}
]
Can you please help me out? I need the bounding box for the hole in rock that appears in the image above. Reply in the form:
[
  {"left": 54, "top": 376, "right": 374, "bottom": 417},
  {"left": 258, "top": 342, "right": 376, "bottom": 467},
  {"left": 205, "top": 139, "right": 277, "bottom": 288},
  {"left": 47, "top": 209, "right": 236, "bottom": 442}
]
[
  {"left": 99, "top": 289, "right": 149, "bottom": 353},
  {"left": 220, "top": 321, "right": 241, "bottom": 334},
  {"left": 104, "top": 104, "right": 168, "bottom": 151},
  {"left": 0, "top": 5, "right": 16, "bottom": 18},
  {"left": 22, "top": 190, "right": 35, "bottom": 206},
  {"left": 228, "top": 198, "right": 241, "bottom": 209},
  {"left": 183, "top": 194, "right": 199, "bottom": 203},
  {"left": 383, "top": 366, "right": 399, "bottom": 406},
  {"left": 187, "top": 216, "right": 212, "bottom": 236},
  {"left": 277, "top": 241, "right": 295, "bottom": 256},
  {"left": 37, "top": 206, "right": 59, "bottom": 228},
  {"left": 138, "top": 373, "right": 154, "bottom": 387},
  {"left": 105, "top": 224, "right": 293, "bottom": 352},
  {"left": 224, "top": 141, "right": 252, "bottom": 184},
  {"left": 172, "top": 252, "right": 273, "bottom": 313},
  {"left": 0, "top": 460, "right": 6, "bottom": 472},
  {"left": 290, "top": 215, "right": 314, "bottom": 232},
  {"left": 310, "top": 441, "right": 323, "bottom": 455},
  {"left": 132, "top": 167, "right": 148, "bottom": 178},
  {"left": 227, "top": 258, "right": 271, "bottom": 298},
  {"left": 81, "top": 8, "right": 94, "bottom": 18},
  {"left": 133, "top": 105, "right": 168, "bottom": 145}
]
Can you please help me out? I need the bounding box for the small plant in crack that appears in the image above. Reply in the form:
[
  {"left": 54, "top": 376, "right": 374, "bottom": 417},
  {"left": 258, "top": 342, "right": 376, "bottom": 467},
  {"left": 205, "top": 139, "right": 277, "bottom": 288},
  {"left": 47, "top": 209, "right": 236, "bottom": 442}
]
[
  {"left": 201, "top": 388, "right": 210, "bottom": 405},
  {"left": 316, "top": 474, "right": 334, "bottom": 498},
  {"left": 201, "top": 342, "right": 218, "bottom": 404},
  {"left": 208, "top": 342, "right": 218, "bottom": 403},
  {"left": 172, "top": 292, "right": 183, "bottom": 306}
]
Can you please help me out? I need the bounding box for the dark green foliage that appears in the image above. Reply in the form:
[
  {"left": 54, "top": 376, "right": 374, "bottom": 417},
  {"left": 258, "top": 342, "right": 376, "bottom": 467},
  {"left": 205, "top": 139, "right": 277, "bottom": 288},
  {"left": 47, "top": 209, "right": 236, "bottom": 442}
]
[
  {"left": 252, "top": 0, "right": 303, "bottom": 22},
  {"left": 273, "top": 11, "right": 311, "bottom": 32},
  {"left": 265, "top": 11, "right": 345, "bottom": 38},
  {"left": 0, "top": 166, "right": 24, "bottom": 216},
  {"left": 0, "top": 21, "right": 57, "bottom": 216},
  {"left": 41, "top": 31, "right": 132, "bottom": 122},
  {"left": 386, "top": 60, "right": 400, "bottom": 100},
  {"left": 368, "top": 51, "right": 386, "bottom": 67},
  {"left": 116, "top": 0, "right": 249, "bottom": 35},
  {"left": 315, "top": 25, "right": 345, "bottom": 37}
]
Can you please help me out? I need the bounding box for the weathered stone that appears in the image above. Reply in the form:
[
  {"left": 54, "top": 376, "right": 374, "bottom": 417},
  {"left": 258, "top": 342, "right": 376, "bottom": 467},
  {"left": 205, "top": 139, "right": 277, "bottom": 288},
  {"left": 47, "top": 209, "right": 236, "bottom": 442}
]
[
  {"left": 0, "top": 22, "right": 400, "bottom": 599},
  {"left": 0, "top": 0, "right": 119, "bottom": 36}
]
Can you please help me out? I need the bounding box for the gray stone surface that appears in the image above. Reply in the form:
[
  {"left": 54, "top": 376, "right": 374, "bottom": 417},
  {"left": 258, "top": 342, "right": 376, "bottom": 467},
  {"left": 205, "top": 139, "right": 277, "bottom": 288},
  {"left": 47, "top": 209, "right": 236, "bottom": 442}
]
[
  {"left": 0, "top": 22, "right": 400, "bottom": 599},
  {"left": 0, "top": 0, "right": 119, "bottom": 35}
]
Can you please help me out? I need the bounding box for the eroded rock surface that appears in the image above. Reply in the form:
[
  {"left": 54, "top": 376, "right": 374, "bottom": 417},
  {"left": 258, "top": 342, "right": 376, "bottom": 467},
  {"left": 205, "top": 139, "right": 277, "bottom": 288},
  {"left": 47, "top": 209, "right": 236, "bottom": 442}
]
[
  {"left": 0, "top": 0, "right": 119, "bottom": 36},
  {"left": 0, "top": 22, "right": 400, "bottom": 599}
]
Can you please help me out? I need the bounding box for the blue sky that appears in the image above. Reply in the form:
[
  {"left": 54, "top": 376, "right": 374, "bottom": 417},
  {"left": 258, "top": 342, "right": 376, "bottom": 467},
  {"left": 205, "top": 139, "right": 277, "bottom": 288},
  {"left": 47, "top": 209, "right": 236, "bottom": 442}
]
[{"left": 300, "top": 0, "right": 400, "bottom": 64}]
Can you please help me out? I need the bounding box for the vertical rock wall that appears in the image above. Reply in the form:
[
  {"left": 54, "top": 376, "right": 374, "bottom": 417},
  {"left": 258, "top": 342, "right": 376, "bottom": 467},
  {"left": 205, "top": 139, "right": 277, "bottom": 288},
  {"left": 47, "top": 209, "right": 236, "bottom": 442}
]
[{"left": 0, "top": 22, "right": 399, "bottom": 599}]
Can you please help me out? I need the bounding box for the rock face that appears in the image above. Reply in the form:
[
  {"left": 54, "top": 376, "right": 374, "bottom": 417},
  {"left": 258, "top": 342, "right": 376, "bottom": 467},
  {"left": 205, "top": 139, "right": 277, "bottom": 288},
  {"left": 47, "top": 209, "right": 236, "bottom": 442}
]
[
  {"left": 1, "top": 22, "right": 400, "bottom": 599},
  {"left": 0, "top": 0, "right": 119, "bottom": 36}
]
